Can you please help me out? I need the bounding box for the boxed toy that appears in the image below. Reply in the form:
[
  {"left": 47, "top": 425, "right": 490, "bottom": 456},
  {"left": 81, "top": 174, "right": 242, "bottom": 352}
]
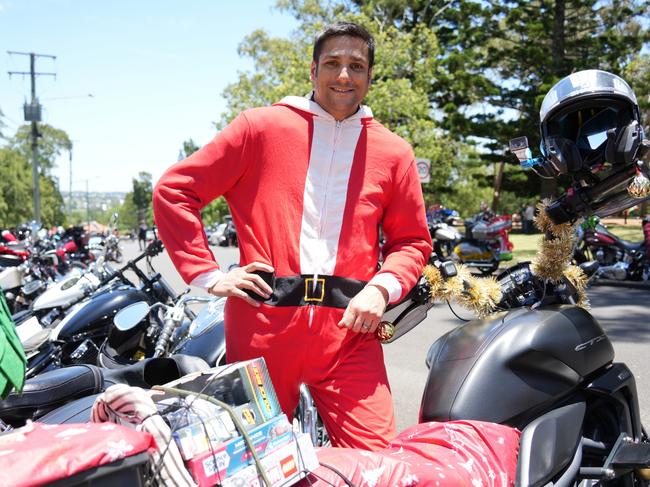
[
  {"left": 160, "top": 357, "right": 282, "bottom": 429},
  {"left": 165, "top": 397, "right": 239, "bottom": 460},
  {"left": 219, "top": 433, "right": 319, "bottom": 487},
  {"left": 184, "top": 414, "right": 295, "bottom": 486}
]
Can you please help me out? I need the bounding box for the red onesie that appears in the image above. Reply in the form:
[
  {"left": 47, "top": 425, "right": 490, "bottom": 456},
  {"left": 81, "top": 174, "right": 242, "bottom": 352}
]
[{"left": 153, "top": 95, "right": 432, "bottom": 450}]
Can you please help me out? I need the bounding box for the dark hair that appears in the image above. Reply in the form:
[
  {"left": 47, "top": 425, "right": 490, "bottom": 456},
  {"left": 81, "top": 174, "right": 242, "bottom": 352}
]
[{"left": 313, "top": 21, "right": 375, "bottom": 68}]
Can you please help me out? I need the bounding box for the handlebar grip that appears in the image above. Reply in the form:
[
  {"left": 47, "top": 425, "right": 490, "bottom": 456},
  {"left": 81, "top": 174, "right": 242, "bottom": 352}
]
[{"left": 146, "top": 239, "right": 164, "bottom": 256}]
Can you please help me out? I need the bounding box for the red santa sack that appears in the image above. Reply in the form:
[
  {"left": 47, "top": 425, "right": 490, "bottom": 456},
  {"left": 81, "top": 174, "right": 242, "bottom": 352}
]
[
  {"left": 299, "top": 420, "right": 520, "bottom": 486},
  {"left": 0, "top": 422, "right": 155, "bottom": 487}
]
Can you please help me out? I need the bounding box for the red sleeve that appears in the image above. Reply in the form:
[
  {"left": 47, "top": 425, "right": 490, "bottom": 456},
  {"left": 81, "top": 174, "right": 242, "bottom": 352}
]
[
  {"left": 153, "top": 112, "right": 252, "bottom": 284},
  {"left": 378, "top": 158, "right": 432, "bottom": 301}
]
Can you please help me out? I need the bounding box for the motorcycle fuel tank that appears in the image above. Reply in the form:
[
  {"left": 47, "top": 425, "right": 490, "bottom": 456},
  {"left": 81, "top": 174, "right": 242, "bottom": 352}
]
[
  {"left": 52, "top": 286, "right": 151, "bottom": 340},
  {"left": 420, "top": 305, "right": 614, "bottom": 427}
]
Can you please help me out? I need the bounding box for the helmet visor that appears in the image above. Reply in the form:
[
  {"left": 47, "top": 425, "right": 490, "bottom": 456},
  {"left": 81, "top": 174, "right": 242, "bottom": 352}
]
[
  {"left": 540, "top": 70, "right": 637, "bottom": 123},
  {"left": 544, "top": 101, "right": 635, "bottom": 166}
]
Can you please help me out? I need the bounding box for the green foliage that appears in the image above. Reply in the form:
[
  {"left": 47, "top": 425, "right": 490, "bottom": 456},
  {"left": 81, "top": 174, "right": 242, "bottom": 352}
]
[
  {"left": 182, "top": 139, "right": 200, "bottom": 157},
  {"left": 201, "top": 197, "right": 231, "bottom": 226},
  {"left": 0, "top": 107, "right": 5, "bottom": 140},
  {"left": 624, "top": 53, "right": 650, "bottom": 132},
  {"left": 0, "top": 147, "right": 66, "bottom": 227},
  {"left": 10, "top": 123, "right": 72, "bottom": 175},
  {"left": 39, "top": 175, "right": 66, "bottom": 226},
  {"left": 219, "top": 1, "right": 477, "bottom": 203},
  {"left": 117, "top": 192, "right": 139, "bottom": 232},
  {"left": 214, "top": 0, "right": 649, "bottom": 214},
  {"left": 132, "top": 171, "right": 153, "bottom": 225},
  {"left": 0, "top": 148, "right": 32, "bottom": 227}
]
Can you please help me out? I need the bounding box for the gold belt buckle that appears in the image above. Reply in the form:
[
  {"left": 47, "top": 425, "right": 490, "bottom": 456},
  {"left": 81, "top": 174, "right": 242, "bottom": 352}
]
[{"left": 304, "top": 277, "right": 325, "bottom": 302}]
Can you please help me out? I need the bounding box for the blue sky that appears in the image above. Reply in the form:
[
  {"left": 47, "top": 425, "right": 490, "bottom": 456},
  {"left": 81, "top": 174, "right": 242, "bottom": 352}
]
[{"left": 0, "top": 0, "right": 298, "bottom": 193}]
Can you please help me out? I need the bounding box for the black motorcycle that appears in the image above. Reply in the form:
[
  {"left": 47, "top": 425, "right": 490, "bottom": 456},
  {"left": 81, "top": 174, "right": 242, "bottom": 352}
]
[{"left": 19, "top": 240, "right": 176, "bottom": 379}]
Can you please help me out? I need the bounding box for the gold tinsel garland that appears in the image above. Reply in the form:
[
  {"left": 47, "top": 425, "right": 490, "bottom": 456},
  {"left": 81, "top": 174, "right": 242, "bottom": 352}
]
[
  {"left": 378, "top": 201, "right": 591, "bottom": 341},
  {"left": 422, "top": 263, "right": 502, "bottom": 318},
  {"left": 420, "top": 200, "right": 590, "bottom": 317}
]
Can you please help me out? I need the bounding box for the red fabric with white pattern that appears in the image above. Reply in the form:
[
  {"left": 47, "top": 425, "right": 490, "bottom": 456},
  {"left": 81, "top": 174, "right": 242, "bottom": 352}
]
[
  {"left": 0, "top": 421, "right": 154, "bottom": 487},
  {"left": 299, "top": 420, "right": 520, "bottom": 487}
]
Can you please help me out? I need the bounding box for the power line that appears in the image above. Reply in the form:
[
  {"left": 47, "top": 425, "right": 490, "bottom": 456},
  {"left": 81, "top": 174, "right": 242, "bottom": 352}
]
[{"left": 7, "top": 51, "right": 57, "bottom": 224}]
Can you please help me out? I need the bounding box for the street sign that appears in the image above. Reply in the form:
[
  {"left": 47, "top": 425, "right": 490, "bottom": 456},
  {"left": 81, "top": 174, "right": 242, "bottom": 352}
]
[{"left": 416, "top": 158, "right": 431, "bottom": 184}]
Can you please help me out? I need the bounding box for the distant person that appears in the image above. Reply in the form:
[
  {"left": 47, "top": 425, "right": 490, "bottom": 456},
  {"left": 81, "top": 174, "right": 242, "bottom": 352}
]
[
  {"left": 523, "top": 203, "right": 536, "bottom": 234},
  {"left": 138, "top": 222, "right": 147, "bottom": 250},
  {"left": 477, "top": 201, "right": 495, "bottom": 221}
]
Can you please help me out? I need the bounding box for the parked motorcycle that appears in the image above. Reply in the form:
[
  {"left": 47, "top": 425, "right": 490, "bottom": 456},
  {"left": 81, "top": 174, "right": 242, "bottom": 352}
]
[
  {"left": 427, "top": 216, "right": 461, "bottom": 259},
  {"left": 573, "top": 216, "right": 650, "bottom": 283},
  {"left": 16, "top": 240, "right": 173, "bottom": 379},
  {"left": 98, "top": 294, "right": 226, "bottom": 369},
  {"left": 420, "top": 260, "right": 650, "bottom": 485},
  {"left": 452, "top": 212, "right": 514, "bottom": 274}
]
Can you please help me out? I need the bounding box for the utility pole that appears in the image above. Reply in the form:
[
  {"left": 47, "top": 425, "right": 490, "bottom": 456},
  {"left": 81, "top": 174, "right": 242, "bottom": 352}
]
[
  {"left": 7, "top": 51, "right": 57, "bottom": 224},
  {"left": 69, "top": 148, "right": 73, "bottom": 214},
  {"left": 86, "top": 179, "right": 90, "bottom": 231}
]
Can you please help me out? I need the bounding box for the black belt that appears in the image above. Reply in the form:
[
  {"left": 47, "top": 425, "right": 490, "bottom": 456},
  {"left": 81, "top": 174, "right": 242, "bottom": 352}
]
[{"left": 247, "top": 272, "right": 367, "bottom": 308}]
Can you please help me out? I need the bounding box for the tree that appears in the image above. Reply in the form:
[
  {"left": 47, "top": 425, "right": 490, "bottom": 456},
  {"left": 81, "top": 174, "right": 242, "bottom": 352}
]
[
  {"left": 39, "top": 175, "right": 66, "bottom": 226},
  {"left": 0, "top": 107, "right": 5, "bottom": 140},
  {"left": 10, "top": 123, "right": 72, "bottom": 175},
  {"left": 117, "top": 192, "right": 139, "bottom": 233},
  {"left": 0, "top": 148, "right": 33, "bottom": 227},
  {"left": 478, "top": 0, "right": 649, "bottom": 198},
  {"left": 181, "top": 139, "right": 200, "bottom": 158},
  {"left": 2, "top": 122, "right": 70, "bottom": 226},
  {"left": 624, "top": 53, "right": 650, "bottom": 132},
  {"left": 218, "top": 0, "right": 649, "bottom": 214},
  {"left": 0, "top": 147, "right": 67, "bottom": 228},
  {"left": 132, "top": 171, "right": 153, "bottom": 225}
]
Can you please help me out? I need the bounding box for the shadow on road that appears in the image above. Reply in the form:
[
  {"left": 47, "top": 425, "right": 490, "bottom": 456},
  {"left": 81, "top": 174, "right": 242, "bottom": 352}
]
[{"left": 588, "top": 285, "right": 650, "bottom": 343}]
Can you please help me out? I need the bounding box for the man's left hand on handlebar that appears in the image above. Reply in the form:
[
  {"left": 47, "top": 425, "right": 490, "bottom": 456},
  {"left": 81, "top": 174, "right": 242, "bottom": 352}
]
[{"left": 338, "top": 284, "right": 388, "bottom": 334}]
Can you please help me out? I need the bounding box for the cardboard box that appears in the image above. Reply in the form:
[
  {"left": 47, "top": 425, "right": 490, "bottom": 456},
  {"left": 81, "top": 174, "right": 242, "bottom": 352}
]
[
  {"left": 161, "top": 358, "right": 282, "bottom": 429},
  {"left": 170, "top": 407, "right": 238, "bottom": 460},
  {"left": 219, "top": 434, "right": 319, "bottom": 487},
  {"left": 185, "top": 414, "right": 295, "bottom": 486}
]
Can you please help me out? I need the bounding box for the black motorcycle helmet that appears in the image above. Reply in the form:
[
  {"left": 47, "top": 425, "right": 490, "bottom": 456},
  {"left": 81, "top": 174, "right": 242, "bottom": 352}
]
[
  {"left": 540, "top": 69, "right": 643, "bottom": 175},
  {"left": 537, "top": 70, "right": 650, "bottom": 223}
]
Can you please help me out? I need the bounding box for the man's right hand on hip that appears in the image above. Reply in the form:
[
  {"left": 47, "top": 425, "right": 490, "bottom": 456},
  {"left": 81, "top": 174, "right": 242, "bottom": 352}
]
[{"left": 209, "top": 262, "right": 274, "bottom": 307}]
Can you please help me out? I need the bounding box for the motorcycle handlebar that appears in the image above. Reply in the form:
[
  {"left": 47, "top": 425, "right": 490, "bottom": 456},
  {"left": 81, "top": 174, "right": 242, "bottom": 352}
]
[{"left": 153, "top": 318, "right": 177, "bottom": 358}]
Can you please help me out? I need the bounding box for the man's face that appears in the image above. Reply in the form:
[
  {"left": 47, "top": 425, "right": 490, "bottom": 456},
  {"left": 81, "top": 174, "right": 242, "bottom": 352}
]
[{"left": 311, "top": 35, "right": 372, "bottom": 121}]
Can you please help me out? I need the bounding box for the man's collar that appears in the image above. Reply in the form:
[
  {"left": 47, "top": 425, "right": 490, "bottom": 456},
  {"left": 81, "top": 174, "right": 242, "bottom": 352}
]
[{"left": 275, "top": 92, "right": 373, "bottom": 121}]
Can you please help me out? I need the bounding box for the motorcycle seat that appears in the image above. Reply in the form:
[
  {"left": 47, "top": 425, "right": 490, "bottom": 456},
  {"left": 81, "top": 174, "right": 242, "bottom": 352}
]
[
  {"left": 0, "top": 355, "right": 210, "bottom": 427},
  {"left": 619, "top": 239, "right": 645, "bottom": 252},
  {"left": 0, "top": 364, "right": 103, "bottom": 426}
]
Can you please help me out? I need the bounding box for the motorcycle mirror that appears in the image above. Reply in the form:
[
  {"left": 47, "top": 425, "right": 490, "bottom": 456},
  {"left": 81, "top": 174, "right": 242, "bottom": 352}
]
[
  {"left": 509, "top": 136, "right": 532, "bottom": 163},
  {"left": 439, "top": 260, "right": 457, "bottom": 279},
  {"left": 113, "top": 301, "right": 150, "bottom": 331}
]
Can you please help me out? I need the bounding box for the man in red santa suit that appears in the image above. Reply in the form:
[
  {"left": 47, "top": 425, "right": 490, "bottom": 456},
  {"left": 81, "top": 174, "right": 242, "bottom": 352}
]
[{"left": 153, "top": 21, "right": 432, "bottom": 451}]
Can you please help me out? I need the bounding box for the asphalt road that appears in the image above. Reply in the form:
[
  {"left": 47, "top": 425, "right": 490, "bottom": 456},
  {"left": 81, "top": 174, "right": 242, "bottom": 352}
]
[{"left": 128, "top": 240, "right": 650, "bottom": 433}]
